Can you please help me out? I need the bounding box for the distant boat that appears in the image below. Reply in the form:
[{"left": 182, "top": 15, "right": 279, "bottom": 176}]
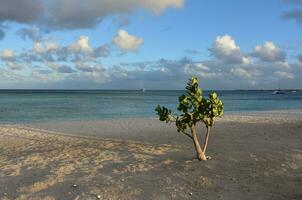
[
  {"left": 292, "top": 90, "right": 297, "bottom": 93},
  {"left": 140, "top": 88, "right": 146, "bottom": 92},
  {"left": 273, "top": 80, "right": 285, "bottom": 94},
  {"left": 273, "top": 90, "right": 285, "bottom": 94}
]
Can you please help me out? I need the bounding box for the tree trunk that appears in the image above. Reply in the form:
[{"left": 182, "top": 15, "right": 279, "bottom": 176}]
[
  {"left": 203, "top": 126, "right": 211, "bottom": 154},
  {"left": 190, "top": 123, "right": 207, "bottom": 161}
]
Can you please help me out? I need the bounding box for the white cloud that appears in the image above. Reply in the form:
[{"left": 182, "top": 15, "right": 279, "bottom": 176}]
[
  {"left": 75, "top": 63, "right": 103, "bottom": 73},
  {"left": 231, "top": 67, "right": 252, "bottom": 79},
  {"left": 22, "top": 36, "right": 110, "bottom": 63},
  {"left": 47, "top": 0, "right": 184, "bottom": 29},
  {"left": 139, "top": 0, "right": 184, "bottom": 14},
  {"left": 76, "top": 64, "right": 95, "bottom": 73},
  {"left": 6, "top": 61, "right": 24, "bottom": 70},
  {"left": 211, "top": 35, "right": 250, "bottom": 64},
  {"left": 242, "top": 57, "right": 251, "bottom": 65},
  {"left": 274, "top": 71, "right": 294, "bottom": 79},
  {"left": 0, "top": 69, "right": 25, "bottom": 81},
  {"left": 274, "top": 61, "right": 291, "bottom": 69},
  {"left": 33, "top": 41, "right": 58, "bottom": 53},
  {"left": 183, "top": 62, "right": 221, "bottom": 79},
  {"left": 1, "top": 49, "right": 14, "bottom": 61},
  {"left": 253, "top": 41, "right": 286, "bottom": 62},
  {"left": 1, "top": 32, "right": 301, "bottom": 89},
  {"left": 194, "top": 63, "right": 210, "bottom": 71},
  {"left": 0, "top": 0, "right": 184, "bottom": 30},
  {"left": 68, "top": 36, "right": 92, "bottom": 53},
  {"left": 113, "top": 29, "right": 144, "bottom": 51},
  {"left": 198, "top": 71, "right": 220, "bottom": 78},
  {"left": 5, "top": 35, "right": 112, "bottom": 67}
]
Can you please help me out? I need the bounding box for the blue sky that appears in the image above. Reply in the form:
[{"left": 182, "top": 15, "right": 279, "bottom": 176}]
[{"left": 1, "top": 0, "right": 302, "bottom": 89}]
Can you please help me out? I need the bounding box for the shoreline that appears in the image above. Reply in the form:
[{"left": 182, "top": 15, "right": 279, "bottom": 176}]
[{"left": 1, "top": 108, "right": 302, "bottom": 126}]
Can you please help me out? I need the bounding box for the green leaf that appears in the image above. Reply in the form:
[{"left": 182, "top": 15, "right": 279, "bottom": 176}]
[
  {"left": 155, "top": 76, "right": 224, "bottom": 129},
  {"left": 155, "top": 105, "right": 172, "bottom": 123}
]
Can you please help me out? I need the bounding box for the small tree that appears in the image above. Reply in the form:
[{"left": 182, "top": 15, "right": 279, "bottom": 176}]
[{"left": 155, "top": 77, "right": 224, "bottom": 160}]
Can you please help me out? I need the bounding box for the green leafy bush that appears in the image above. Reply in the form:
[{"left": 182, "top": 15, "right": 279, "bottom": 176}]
[{"left": 155, "top": 77, "right": 224, "bottom": 160}]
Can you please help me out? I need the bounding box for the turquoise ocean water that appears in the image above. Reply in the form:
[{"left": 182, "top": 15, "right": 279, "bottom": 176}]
[{"left": 0, "top": 90, "right": 302, "bottom": 123}]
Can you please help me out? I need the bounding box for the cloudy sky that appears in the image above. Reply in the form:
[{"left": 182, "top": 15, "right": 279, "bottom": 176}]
[{"left": 1, "top": 0, "right": 302, "bottom": 89}]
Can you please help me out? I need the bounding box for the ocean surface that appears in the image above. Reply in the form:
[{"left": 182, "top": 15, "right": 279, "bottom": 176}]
[{"left": 0, "top": 90, "right": 302, "bottom": 123}]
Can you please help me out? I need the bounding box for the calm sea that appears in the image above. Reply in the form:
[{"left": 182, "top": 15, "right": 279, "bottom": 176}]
[{"left": 0, "top": 90, "right": 301, "bottom": 123}]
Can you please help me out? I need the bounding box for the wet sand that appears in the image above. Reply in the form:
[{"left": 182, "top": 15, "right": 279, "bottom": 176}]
[{"left": 0, "top": 112, "right": 302, "bottom": 200}]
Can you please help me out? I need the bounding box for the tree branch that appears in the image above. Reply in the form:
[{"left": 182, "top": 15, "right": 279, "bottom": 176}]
[{"left": 181, "top": 131, "right": 193, "bottom": 140}]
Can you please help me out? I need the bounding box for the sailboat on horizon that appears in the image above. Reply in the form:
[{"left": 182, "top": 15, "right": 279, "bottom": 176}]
[{"left": 273, "top": 80, "right": 285, "bottom": 94}]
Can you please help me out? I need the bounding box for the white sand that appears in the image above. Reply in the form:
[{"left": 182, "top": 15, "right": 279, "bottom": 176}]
[{"left": 0, "top": 111, "right": 301, "bottom": 200}]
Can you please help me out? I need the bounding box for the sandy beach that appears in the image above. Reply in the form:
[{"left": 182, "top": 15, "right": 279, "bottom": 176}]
[{"left": 0, "top": 111, "right": 301, "bottom": 200}]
